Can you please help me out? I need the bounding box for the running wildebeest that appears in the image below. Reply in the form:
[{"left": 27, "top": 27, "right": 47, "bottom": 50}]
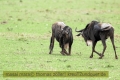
[
  {"left": 49, "top": 22, "right": 73, "bottom": 55},
  {"left": 75, "top": 20, "right": 118, "bottom": 59}
]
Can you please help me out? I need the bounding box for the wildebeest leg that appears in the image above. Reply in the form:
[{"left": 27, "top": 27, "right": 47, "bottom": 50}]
[
  {"left": 64, "top": 49, "right": 68, "bottom": 55},
  {"left": 49, "top": 36, "right": 54, "bottom": 54},
  {"left": 60, "top": 46, "right": 67, "bottom": 55},
  {"left": 99, "top": 39, "right": 106, "bottom": 59},
  {"left": 59, "top": 37, "right": 66, "bottom": 55},
  {"left": 93, "top": 41, "right": 102, "bottom": 56},
  {"left": 90, "top": 41, "right": 96, "bottom": 58},
  {"left": 94, "top": 50, "right": 102, "bottom": 56},
  {"left": 110, "top": 35, "right": 118, "bottom": 59},
  {"left": 61, "top": 44, "right": 69, "bottom": 55},
  {"left": 68, "top": 43, "right": 71, "bottom": 55},
  {"left": 60, "top": 43, "right": 66, "bottom": 55},
  {"left": 60, "top": 49, "right": 66, "bottom": 55},
  {"left": 63, "top": 48, "right": 69, "bottom": 55}
]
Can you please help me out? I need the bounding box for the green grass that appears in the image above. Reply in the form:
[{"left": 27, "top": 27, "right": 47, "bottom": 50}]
[{"left": 0, "top": 0, "right": 120, "bottom": 80}]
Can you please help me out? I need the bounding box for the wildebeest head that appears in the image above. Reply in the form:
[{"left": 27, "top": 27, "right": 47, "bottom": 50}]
[
  {"left": 75, "top": 21, "right": 98, "bottom": 46},
  {"left": 61, "top": 26, "right": 72, "bottom": 37},
  {"left": 75, "top": 25, "right": 90, "bottom": 46}
]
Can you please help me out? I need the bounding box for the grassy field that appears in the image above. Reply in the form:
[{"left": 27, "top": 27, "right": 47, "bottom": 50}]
[{"left": 0, "top": 0, "right": 120, "bottom": 80}]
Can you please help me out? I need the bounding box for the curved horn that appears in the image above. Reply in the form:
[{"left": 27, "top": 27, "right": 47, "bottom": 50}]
[
  {"left": 75, "top": 27, "right": 84, "bottom": 32},
  {"left": 76, "top": 32, "right": 83, "bottom": 36},
  {"left": 76, "top": 33, "right": 81, "bottom": 36}
]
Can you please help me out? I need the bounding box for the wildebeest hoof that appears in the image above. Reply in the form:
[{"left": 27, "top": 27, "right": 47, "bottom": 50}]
[
  {"left": 98, "top": 53, "right": 101, "bottom": 56},
  {"left": 115, "top": 56, "right": 118, "bottom": 59},
  {"left": 99, "top": 56, "right": 102, "bottom": 59},
  {"left": 60, "top": 51, "right": 65, "bottom": 55},
  {"left": 99, "top": 53, "right": 104, "bottom": 57},
  {"left": 66, "top": 53, "right": 70, "bottom": 56},
  {"left": 49, "top": 52, "right": 51, "bottom": 54},
  {"left": 90, "top": 55, "right": 93, "bottom": 58},
  {"left": 64, "top": 52, "right": 69, "bottom": 55}
]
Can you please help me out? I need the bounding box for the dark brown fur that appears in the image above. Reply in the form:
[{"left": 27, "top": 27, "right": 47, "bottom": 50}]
[{"left": 49, "top": 22, "right": 73, "bottom": 55}]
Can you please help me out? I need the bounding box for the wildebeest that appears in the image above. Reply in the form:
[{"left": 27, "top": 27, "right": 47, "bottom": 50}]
[
  {"left": 75, "top": 20, "right": 118, "bottom": 59},
  {"left": 49, "top": 22, "right": 73, "bottom": 55}
]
